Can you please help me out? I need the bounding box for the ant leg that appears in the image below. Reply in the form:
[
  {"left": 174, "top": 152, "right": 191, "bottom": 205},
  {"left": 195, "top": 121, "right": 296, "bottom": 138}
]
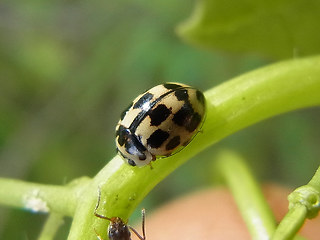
[
  {"left": 148, "top": 162, "right": 153, "bottom": 170},
  {"left": 129, "top": 228, "right": 145, "bottom": 240}
]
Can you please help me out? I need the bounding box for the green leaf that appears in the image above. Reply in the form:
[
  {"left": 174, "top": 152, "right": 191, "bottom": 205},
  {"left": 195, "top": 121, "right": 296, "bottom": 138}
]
[{"left": 177, "top": 0, "right": 320, "bottom": 59}]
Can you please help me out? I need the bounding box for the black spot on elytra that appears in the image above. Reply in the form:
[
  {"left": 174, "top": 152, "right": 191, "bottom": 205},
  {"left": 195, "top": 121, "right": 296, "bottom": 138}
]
[
  {"left": 163, "top": 83, "right": 182, "bottom": 90},
  {"left": 172, "top": 103, "right": 194, "bottom": 127},
  {"left": 117, "top": 125, "right": 147, "bottom": 161},
  {"left": 196, "top": 90, "right": 205, "bottom": 106},
  {"left": 116, "top": 125, "right": 128, "bottom": 146},
  {"left": 175, "top": 89, "right": 189, "bottom": 101},
  {"left": 133, "top": 92, "right": 153, "bottom": 109},
  {"left": 148, "top": 104, "right": 171, "bottom": 126},
  {"left": 120, "top": 102, "right": 133, "bottom": 120},
  {"left": 166, "top": 136, "right": 181, "bottom": 150},
  {"left": 147, "top": 129, "right": 169, "bottom": 148},
  {"left": 186, "top": 112, "right": 201, "bottom": 132},
  {"left": 172, "top": 103, "right": 202, "bottom": 132}
]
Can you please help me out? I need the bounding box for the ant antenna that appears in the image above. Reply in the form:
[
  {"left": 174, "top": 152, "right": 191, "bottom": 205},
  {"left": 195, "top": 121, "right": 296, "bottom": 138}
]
[
  {"left": 129, "top": 208, "right": 146, "bottom": 240},
  {"left": 94, "top": 187, "right": 112, "bottom": 221}
]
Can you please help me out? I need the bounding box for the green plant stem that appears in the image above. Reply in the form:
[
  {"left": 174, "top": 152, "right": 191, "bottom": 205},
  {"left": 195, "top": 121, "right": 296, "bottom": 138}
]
[
  {"left": 38, "top": 213, "right": 65, "bottom": 240},
  {"left": 272, "top": 205, "right": 308, "bottom": 240},
  {"left": 67, "top": 56, "right": 320, "bottom": 239},
  {"left": 0, "top": 177, "right": 89, "bottom": 217},
  {"left": 215, "top": 150, "right": 276, "bottom": 240},
  {"left": 308, "top": 166, "right": 320, "bottom": 193},
  {"left": 272, "top": 166, "right": 320, "bottom": 240}
]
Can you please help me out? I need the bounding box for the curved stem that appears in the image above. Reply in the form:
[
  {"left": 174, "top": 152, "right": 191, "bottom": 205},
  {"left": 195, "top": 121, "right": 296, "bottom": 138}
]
[
  {"left": 215, "top": 150, "right": 276, "bottom": 240},
  {"left": 0, "top": 177, "right": 90, "bottom": 217},
  {"left": 67, "top": 56, "right": 320, "bottom": 239},
  {"left": 308, "top": 166, "right": 320, "bottom": 194},
  {"left": 272, "top": 205, "right": 308, "bottom": 240},
  {"left": 273, "top": 166, "right": 320, "bottom": 240},
  {"left": 38, "top": 213, "right": 65, "bottom": 240}
]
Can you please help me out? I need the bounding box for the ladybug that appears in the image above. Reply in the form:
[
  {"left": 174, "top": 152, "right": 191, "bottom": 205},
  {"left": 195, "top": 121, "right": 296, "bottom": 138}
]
[
  {"left": 115, "top": 82, "right": 206, "bottom": 167},
  {"left": 94, "top": 189, "right": 146, "bottom": 240}
]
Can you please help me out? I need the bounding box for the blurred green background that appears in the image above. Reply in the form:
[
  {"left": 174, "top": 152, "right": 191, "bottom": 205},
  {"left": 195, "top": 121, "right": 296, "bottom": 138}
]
[{"left": 0, "top": 0, "right": 319, "bottom": 239}]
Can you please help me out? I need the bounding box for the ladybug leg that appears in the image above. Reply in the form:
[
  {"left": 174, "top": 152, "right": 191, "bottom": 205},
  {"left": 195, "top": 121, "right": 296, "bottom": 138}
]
[
  {"left": 147, "top": 155, "right": 156, "bottom": 169},
  {"left": 148, "top": 161, "right": 153, "bottom": 170}
]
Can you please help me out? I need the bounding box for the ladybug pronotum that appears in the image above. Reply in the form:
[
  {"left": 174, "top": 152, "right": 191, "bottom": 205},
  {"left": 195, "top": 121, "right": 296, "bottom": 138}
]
[{"left": 115, "top": 82, "right": 206, "bottom": 167}]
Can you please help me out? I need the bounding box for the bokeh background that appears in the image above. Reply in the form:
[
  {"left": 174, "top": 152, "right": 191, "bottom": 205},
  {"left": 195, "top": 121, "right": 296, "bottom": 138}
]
[{"left": 0, "top": 0, "right": 319, "bottom": 239}]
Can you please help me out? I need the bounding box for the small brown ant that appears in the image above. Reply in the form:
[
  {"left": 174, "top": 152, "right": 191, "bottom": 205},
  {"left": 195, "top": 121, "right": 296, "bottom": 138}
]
[{"left": 94, "top": 188, "right": 146, "bottom": 240}]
